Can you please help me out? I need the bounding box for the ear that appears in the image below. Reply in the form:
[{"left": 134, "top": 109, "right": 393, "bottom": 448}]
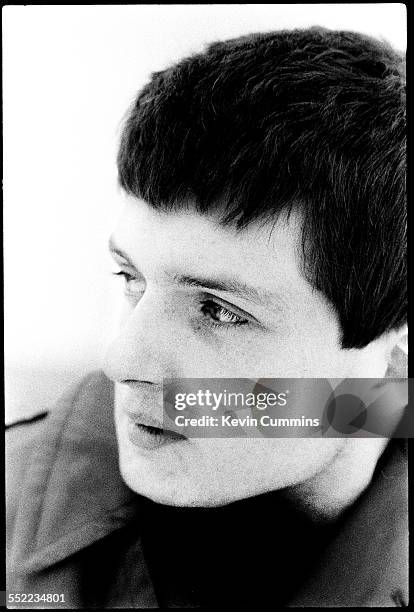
[{"left": 385, "top": 324, "right": 408, "bottom": 377}]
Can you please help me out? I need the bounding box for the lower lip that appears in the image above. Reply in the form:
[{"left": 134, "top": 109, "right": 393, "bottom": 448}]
[{"left": 126, "top": 417, "right": 186, "bottom": 450}]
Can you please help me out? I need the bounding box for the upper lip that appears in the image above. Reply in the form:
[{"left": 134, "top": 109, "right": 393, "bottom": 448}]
[
  {"left": 125, "top": 409, "right": 187, "bottom": 440},
  {"left": 125, "top": 409, "right": 164, "bottom": 429}
]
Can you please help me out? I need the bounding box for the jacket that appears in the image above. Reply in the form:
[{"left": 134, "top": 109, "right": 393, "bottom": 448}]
[{"left": 6, "top": 371, "right": 409, "bottom": 607}]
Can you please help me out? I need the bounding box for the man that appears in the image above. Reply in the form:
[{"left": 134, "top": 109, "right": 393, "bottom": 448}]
[{"left": 7, "top": 27, "right": 407, "bottom": 607}]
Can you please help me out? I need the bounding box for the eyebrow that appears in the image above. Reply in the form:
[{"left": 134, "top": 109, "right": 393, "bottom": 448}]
[
  {"left": 171, "top": 273, "right": 274, "bottom": 305},
  {"left": 108, "top": 236, "right": 281, "bottom": 307}
]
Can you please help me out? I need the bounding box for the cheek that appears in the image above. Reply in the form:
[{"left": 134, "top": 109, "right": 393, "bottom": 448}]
[
  {"left": 214, "top": 338, "right": 340, "bottom": 378},
  {"left": 206, "top": 313, "right": 344, "bottom": 379},
  {"left": 246, "top": 329, "right": 347, "bottom": 378},
  {"left": 118, "top": 299, "right": 135, "bottom": 327},
  {"left": 198, "top": 438, "right": 343, "bottom": 492},
  {"left": 262, "top": 438, "right": 344, "bottom": 484}
]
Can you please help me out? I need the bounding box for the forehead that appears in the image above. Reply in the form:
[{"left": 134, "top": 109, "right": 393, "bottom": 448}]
[{"left": 112, "top": 196, "right": 309, "bottom": 297}]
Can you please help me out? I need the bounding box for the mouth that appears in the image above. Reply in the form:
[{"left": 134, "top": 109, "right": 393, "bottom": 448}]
[{"left": 125, "top": 410, "right": 187, "bottom": 450}]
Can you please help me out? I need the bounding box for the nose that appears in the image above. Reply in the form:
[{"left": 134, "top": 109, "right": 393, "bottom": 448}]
[{"left": 102, "top": 294, "right": 178, "bottom": 385}]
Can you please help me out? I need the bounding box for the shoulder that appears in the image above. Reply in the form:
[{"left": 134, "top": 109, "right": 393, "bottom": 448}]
[
  {"left": 6, "top": 412, "right": 50, "bottom": 534},
  {"left": 6, "top": 371, "right": 110, "bottom": 543},
  {"left": 6, "top": 410, "right": 50, "bottom": 480},
  {"left": 6, "top": 369, "right": 133, "bottom": 591},
  {"left": 6, "top": 371, "right": 103, "bottom": 460},
  {"left": 288, "top": 438, "right": 408, "bottom": 607}
]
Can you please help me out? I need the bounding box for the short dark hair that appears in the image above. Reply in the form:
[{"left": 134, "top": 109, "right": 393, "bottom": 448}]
[{"left": 117, "top": 27, "right": 406, "bottom": 349}]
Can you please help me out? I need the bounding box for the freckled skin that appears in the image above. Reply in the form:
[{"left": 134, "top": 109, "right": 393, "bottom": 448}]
[{"left": 103, "top": 196, "right": 395, "bottom": 516}]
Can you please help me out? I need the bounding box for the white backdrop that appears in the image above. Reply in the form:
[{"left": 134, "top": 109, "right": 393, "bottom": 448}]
[{"left": 3, "top": 4, "right": 407, "bottom": 421}]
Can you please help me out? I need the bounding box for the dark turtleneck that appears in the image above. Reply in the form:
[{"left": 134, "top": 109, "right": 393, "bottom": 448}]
[{"left": 138, "top": 489, "right": 338, "bottom": 608}]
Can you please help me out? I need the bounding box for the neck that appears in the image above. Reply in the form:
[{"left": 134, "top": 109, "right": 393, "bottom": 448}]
[{"left": 285, "top": 437, "right": 389, "bottom": 523}]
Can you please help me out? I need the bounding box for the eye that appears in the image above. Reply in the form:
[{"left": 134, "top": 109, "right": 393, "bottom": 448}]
[
  {"left": 200, "top": 299, "right": 249, "bottom": 328},
  {"left": 112, "top": 270, "right": 145, "bottom": 296}
]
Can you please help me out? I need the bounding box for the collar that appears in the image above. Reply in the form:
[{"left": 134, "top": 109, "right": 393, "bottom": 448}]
[
  {"left": 289, "top": 437, "right": 408, "bottom": 606},
  {"left": 9, "top": 371, "right": 409, "bottom": 606},
  {"left": 9, "top": 370, "right": 140, "bottom": 574}
]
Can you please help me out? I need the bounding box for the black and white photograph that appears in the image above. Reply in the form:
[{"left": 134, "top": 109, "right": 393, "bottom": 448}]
[{"left": 4, "top": 4, "right": 408, "bottom": 608}]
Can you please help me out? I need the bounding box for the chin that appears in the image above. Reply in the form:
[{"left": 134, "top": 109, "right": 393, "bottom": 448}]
[
  {"left": 121, "top": 464, "right": 216, "bottom": 507},
  {"left": 118, "top": 451, "right": 247, "bottom": 508},
  {"left": 118, "top": 453, "right": 286, "bottom": 508}
]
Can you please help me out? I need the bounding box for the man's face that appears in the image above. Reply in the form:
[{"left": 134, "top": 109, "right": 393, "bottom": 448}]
[{"left": 103, "top": 197, "right": 384, "bottom": 506}]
